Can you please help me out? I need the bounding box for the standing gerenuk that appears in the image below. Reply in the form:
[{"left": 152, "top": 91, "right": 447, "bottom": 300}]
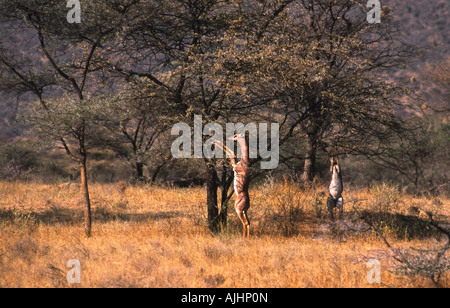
[{"left": 327, "top": 156, "right": 344, "bottom": 220}]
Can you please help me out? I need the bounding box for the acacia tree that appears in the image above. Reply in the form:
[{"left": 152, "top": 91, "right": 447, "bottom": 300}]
[
  {"left": 216, "top": 0, "right": 420, "bottom": 181},
  {"left": 102, "top": 0, "right": 259, "bottom": 231},
  {"left": 0, "top": 0, "right": 143, "bottom": 236},
  {"left": 98, "top": 84, "right": 174, "bottom": 182}
]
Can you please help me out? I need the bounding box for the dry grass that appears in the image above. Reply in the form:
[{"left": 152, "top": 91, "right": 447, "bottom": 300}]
[{"left": 0, "top": 180, "right": 448, "bottom": 288}]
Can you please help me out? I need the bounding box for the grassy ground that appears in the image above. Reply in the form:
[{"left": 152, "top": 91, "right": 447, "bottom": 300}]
[{"left": 0, "top": 180, "right": 448, "bottom": 288}]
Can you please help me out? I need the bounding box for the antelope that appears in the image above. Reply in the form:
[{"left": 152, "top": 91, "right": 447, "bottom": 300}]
[
  {"left": 230, "top": 133, "right": 252, "bottom": 238},
  {"left": 327, "top": 156, "right": 344, "bottom": 220},
  {"left": 216, "top": 133, "right": 251, "bottom": 238}
]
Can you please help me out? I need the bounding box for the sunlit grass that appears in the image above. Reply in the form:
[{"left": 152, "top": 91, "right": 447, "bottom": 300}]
[{"left": 0, "top": 180, "right": 448, "bottom": 288}]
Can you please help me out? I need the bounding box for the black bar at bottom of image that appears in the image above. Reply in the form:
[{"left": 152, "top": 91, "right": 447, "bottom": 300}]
[{"left": 152, "top": 288, "right": 314, "bottom": 306}]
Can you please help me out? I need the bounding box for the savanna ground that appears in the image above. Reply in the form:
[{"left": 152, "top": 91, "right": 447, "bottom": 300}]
[{"left": 0, "top": 180, "right": 448, "bottom": 288}]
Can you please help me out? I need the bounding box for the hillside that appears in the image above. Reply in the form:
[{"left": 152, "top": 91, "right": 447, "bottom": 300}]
[{"left": 394, "top": 0, "right": 449, "bottom": 62}]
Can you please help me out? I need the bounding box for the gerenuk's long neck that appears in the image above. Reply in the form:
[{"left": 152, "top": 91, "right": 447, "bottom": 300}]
[{"left": 238, "top": 138, "right": 250, "bottom": 165}]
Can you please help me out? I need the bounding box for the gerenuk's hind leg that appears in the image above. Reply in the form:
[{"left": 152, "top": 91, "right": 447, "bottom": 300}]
[
  {"left": 336, "top": 197, "right": 344, "bottom": 219},
  {"left": 243, "top": 211, "right": 250, "bottom": 238},
  {"left": 327, "top": 196, "right": 336, "bottom": 221},
  {"left": 236, "top": 209, "right": 250, "bottom": 238}
]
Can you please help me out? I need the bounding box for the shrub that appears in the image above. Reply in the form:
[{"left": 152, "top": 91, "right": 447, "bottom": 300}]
[
  {"left": 0, "top": 141, "right": 40, "bottom": 180},
  {"left": 364, "top": 184, "right": 437, "bottom": 240},
  {"left": 260, "top": 177, "right": 305, "bottom": 236},
  {"left": 369, "top": 183, "right": 402, "bottom": 214}
]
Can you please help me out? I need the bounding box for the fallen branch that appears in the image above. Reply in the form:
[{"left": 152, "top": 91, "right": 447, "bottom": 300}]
[{"left": 359, "top": 210, "right": 450, "bottom": 287}]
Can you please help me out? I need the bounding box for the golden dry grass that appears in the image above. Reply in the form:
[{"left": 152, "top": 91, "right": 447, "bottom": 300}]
[{"left": 0, "top": 180, "right": 448, "bottom": 288}]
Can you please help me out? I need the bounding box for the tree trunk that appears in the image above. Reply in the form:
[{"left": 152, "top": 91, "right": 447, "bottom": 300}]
[
  {"left": 80, "top": 158, "right": 92, "bottom": 237},
  {"left": 206, "top": 161, "right": 219, "bottom": 232},
  {"left": 135, "top": 161, "right": 144, "bottom": 181},
  {"left": 150, "top": 165, "right": 161, "bottom": 184},
  {"left": 218, "top": 163, "right": 231, "bottom": 228},
  {"left": 301, "top": 132, "right": 317, "bottom": 182}
]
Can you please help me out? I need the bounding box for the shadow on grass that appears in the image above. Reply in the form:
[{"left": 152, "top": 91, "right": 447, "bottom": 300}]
[
  {"left": 0, "top": 206, "right": 185, "bottom": 227},
  {"left": 1, "top": 206, "right": 447, "bottom": 241},
  {"left": 357, "top": 211, "right": 448, "bottom": 240},
  {"left": 254, "top": 209, "right": 449, "bottom": 240}
]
